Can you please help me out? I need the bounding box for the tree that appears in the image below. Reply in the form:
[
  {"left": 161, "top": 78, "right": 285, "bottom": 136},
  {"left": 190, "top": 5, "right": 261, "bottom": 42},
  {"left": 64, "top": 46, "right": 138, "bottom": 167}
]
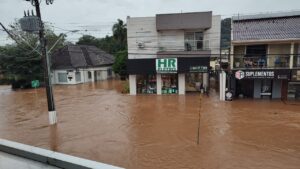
[
  {"left": 112, "top": 50, "right": 127, "bottom": 74},
  {"left": 76, "top": 19, "right": 128, "bottom": 75},
  {"left": 221, "top": 18, "right": 231, "bottom": 49},
  {"left": 0, "top": 21, "right": 66, "bottom": 88},
  {"left": 76, "top": 35, "right": 99, "bottom": 46},
  {"left": 112, "top": 19, "right": 127, "bottom": 51}
]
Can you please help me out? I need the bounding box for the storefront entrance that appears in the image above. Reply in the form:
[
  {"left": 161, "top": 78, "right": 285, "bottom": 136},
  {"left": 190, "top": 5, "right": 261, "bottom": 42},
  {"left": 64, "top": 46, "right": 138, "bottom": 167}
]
[
  {"left": 185, "top": 73, "right": 203, "bottom": 92},
  {"left": 161, "top": 74, "right": 178, "bottom": 94},
  {"left": 136, "top": 74, "right": 157, "bottom": 94}
]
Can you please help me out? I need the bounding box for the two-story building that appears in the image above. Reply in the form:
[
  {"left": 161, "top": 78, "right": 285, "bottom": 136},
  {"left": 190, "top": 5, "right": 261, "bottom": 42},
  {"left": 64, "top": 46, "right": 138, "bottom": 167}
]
[
  {"left": 126, "top": 11, "right": 221, "bottom": 95},
  {"left": 229, "top": 11, "right": 300, "bottom": 100}
]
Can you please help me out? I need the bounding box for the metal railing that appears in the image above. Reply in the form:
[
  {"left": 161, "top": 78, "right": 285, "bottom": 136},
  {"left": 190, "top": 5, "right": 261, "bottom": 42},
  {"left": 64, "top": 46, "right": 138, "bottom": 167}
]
[
  {"left": 233, "top": 54, "right": 291, "bottom": 69},
  {"left": 184, "top": 40, "right": 209, "bottom": 51}
]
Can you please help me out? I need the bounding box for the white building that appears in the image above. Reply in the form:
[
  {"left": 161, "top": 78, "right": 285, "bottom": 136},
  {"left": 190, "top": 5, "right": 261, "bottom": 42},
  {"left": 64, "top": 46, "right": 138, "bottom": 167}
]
[
  {"left": 126, "top": 11, "right": 221, "bottom": 95},
  {"left": 51, "top": 45, "right": 114, "bottom": 85}
]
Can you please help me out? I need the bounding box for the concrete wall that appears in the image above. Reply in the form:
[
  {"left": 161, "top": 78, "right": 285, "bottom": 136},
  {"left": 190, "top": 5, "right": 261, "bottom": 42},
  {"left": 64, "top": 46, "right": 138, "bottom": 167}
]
[
  {"left": 158, "top": 30, "right": 184, "bottom": 51},
  {"left": 52, "top": 66, "right": 113, "bottom": 85},
  {"left": 127, "top": 15, "right": 221, "bottom": 59},
  {"left": 127, "top": 17, "right": 158, "bottom": 59},
  {"left": 204, "top": 15, "right": 221, "bottom": 56},
  {"left": 178, "top": 74, "right": 185, "bottom": 95}
]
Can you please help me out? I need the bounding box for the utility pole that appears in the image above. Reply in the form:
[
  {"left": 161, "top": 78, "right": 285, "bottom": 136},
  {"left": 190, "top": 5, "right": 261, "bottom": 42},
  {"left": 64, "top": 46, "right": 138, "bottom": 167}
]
[{"left": 24, "top": 0, "right": 57, "bottom": 124}]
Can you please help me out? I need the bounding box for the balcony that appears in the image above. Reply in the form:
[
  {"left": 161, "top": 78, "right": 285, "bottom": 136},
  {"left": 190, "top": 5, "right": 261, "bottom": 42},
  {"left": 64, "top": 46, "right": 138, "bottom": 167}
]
[
  {"left": 157, "top": 39, "right": 211, "bottom": 58},
  {"left": 293, "top": 55, "right": 300, "bottom": 68},
  {"left": 184, "top": 40, "right": 210, "bottom": 51},
  {"left": 233, "top": 55, "right": 291, "bottom": 69}
]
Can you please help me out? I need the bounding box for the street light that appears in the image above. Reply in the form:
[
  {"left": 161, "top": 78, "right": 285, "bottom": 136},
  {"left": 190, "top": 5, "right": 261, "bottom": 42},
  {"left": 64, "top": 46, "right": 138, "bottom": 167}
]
[{"left": 22, "top": 0, "right": 57, "bottom": 125}]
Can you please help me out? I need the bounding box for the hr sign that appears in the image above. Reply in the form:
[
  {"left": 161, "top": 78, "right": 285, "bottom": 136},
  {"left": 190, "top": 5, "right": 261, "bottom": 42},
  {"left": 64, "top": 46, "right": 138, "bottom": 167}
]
[{"left": 156, "top": 58, "right": 177, "bottom": 73}]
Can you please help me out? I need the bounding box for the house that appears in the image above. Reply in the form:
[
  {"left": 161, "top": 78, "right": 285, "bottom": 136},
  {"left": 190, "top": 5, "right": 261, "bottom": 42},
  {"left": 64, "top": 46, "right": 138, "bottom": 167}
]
[
  {"left": 126, "top": 11, "right": 221, "bottom": 95},
  {"left": 229, "top": 11, "right": 300, "bottom": 100},
  {"left": 51, "top": 45, "right": 114, "bottom": 85}
]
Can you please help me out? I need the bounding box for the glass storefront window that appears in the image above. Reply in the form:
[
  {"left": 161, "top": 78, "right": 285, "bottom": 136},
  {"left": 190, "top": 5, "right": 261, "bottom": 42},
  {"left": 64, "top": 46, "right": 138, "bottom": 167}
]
[
  {"left": 136, "top": 75, "right": 157, "bottom": 94},
  {"left": 162, "top": 74, "right": 178, "bottom": 94},
  {"left": 185, "top": 73, "right": 203, "bottom": 92}
]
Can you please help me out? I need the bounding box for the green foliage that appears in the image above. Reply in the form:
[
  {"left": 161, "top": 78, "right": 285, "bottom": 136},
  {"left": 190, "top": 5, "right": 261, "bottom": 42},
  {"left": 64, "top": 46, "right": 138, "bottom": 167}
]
[
  {"left": 112, "top": 50, "right": 127, "bottom": 74},
  {"left": 0, "top": 21, "right": 66, "bottom": 86},
  {"left": 221, "top": 18, "right": 231, "bottom": 49},
  {"left": 121, "top": 80, "right": 129, "bottom": 94},
  {"left": 76, "top": 19, "right": 128, "bottom": 75}
]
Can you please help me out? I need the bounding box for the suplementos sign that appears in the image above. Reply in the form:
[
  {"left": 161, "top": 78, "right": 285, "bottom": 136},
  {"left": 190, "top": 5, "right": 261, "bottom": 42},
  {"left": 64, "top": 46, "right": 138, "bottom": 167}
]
[
  {"left": 235, "top": 70, "right": 290, "bottom": 80},
  {"left": 156, "top": 58, "right": 177, "bottom": 73}
]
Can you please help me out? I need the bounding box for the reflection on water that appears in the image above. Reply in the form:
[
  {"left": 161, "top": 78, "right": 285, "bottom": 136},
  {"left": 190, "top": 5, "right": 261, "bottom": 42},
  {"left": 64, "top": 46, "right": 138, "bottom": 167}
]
[{"left": 0, "top": 80, "right": 299, "bottom": 169}]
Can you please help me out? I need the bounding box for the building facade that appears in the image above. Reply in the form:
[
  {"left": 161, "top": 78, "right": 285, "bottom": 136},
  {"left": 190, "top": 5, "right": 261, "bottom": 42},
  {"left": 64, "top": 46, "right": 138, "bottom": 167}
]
[
  {"left": 126, "top": 11, "right": 221, "bottom": 95},
  {"left": 51, "top": 45, "right": 114, "bottom": 85},
  {"left": 229, "top": 11, "right": 300, "bottom": 100}
]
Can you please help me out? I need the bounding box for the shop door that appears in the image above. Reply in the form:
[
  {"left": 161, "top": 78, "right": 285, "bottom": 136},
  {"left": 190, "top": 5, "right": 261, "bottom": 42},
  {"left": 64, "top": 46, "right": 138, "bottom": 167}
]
[
  {"left": 281, "top": 80, "right": 288, "bottom": 100},
  {"left": 236, "top": 79, "right": 254, "bottom": 98}
]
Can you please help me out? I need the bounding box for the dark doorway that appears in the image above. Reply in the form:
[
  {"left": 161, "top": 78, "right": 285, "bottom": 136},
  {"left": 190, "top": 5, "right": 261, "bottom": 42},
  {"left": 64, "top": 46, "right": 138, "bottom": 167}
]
[{"left": 236, "top": 79, "right": 254, "bottom": 98}]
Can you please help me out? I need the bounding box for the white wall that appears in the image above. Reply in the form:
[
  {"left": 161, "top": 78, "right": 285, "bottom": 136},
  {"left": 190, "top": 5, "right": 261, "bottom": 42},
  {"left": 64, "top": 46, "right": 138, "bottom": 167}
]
[
  {"left": 204, "top": 15, "right": 221, "bottom": 56},
  {"left": 158, "top": 30, "right": 184, "bottom": 51},
  {"left": 52, "top": 66, "right": 113, "bottom": 85},
  {"left": 127, "top": 17, "right": 158, "bottom": 59}
]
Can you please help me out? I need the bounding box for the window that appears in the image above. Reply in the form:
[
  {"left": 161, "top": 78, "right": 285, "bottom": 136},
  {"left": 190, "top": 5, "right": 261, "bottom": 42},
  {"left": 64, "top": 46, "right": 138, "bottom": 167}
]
[
  {"left": 75, "top": 72, "right": 81, "bottom": 82},
  {"left": 58, "top": 73, "right": 67, "bottom": 83},
  {"left": 136, "top": 75, "right": 157, "bottom": 94},
  {"left": 184, "top": 32, "right": 204, "bottom": 51},
  {"left": 88, "top": 71, "right": 92, "bottom": 79},
  {"left": 108, "top": 69, "right": 112, "bottom": 77}
]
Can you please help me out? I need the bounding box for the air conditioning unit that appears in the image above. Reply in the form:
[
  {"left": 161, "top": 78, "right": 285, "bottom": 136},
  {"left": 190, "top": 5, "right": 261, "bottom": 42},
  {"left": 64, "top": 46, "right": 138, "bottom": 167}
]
[{"left": 137, "top": 42, "right": 145, "bottom": 49}]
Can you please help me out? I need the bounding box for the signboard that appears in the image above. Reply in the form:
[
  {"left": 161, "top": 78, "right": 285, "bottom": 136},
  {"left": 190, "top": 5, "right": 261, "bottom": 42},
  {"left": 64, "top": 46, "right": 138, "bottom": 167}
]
[
  {"left": 31, "top": 80, "right": 40, "bottom": 88},
  {"left": 156, "top": 58, "right": 177, "bottom": 73},
  {"left": 235, "top": 69, "right": 290, "bottom": 80},
  {"left": 189, "top": 66, "right": 208, "bottom": 73}
]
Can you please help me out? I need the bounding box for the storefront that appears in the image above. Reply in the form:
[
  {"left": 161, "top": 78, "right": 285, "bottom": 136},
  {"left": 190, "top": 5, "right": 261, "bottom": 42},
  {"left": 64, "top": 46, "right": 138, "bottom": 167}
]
[
  {"left": 127, "top": 57, "right": 210, "bottom": 95},
  {"left": 136, "top": 74, "right": 157, "bottom": 94},
  {"left": 288, "top": 70, "right": 300, "bottom": 100},
  {"left": 232, "top": 69, "right": 291, "bottom": 99}
]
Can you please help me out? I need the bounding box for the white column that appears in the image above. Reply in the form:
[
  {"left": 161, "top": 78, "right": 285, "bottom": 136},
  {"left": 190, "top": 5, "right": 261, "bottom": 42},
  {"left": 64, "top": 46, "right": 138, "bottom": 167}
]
[
  {"left": 156, "top": 74, "right": 162, "bottom": 95},
  {"left": 203, "top": 73, "right": 209, "bottom": 92},
  {"left": 219, "top": 71, "right": 226, "bottom": 101},
  {"left": 290, "top": 42, "right": 295, "bottom": 69},
  {"left": 49, "top": 111, "right": 57, "bottom": 125},
  {"left": 91, "top": 70, "right": 95, "bottom": 82},
  {"left": 129, "top": 75, "right": 137, "bottom": 95},
  {"left": 178, "top": 73, "right": 185, "bottom": 95}
]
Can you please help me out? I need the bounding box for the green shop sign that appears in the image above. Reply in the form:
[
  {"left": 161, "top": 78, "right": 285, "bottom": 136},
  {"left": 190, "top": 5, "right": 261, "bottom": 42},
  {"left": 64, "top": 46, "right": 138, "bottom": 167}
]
[
  {"left": 156, "top": 58, "right": 177, "bottom": 73},
  {"left": 189, "top": 66, "right": 208, "bottom": 73}
]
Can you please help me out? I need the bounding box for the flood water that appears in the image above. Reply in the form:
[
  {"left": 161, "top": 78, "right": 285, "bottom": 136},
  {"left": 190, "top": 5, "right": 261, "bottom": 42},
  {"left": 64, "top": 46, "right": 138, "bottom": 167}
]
[{"left": 0, "top": 80, "right": 299, "bottom": 169}]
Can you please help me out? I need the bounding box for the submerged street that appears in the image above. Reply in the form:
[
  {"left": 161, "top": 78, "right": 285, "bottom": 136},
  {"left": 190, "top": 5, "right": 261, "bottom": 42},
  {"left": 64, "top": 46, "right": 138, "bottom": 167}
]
[{"left": 0, "top": 80, "right": 299, "bottom": 169}]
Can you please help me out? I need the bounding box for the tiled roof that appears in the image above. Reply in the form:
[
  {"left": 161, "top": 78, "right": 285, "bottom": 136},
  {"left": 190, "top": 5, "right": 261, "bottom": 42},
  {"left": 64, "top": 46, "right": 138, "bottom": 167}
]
[
  {"left": 51, "top": 45, "right": 114, "bottom": 69},
  {"left": 232, "top": 16, "right": 300, "bottom": 41}
]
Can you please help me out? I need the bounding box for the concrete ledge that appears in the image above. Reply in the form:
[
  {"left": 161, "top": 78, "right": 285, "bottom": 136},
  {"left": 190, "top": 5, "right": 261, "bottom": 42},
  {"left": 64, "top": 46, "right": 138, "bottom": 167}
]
[{"left": 0, "top": 139, "right": 124, "bottom": 169}]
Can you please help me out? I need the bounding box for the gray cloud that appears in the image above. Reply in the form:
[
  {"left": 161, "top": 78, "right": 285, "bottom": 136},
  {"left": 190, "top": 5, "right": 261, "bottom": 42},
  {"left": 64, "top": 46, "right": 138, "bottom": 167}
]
[{"left": 1, "top": 0, "right": 300, "bottom": 45}]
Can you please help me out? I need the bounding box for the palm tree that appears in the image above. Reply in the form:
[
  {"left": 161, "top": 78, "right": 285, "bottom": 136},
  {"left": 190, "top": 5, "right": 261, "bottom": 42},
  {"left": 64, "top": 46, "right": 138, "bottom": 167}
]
[{"left": 112, "top": 19, "right": 127, "bottom": 50}]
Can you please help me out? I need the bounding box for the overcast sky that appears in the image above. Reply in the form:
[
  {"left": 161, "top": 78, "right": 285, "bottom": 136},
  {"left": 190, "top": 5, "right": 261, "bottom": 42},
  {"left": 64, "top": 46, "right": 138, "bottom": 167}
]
[{"left": 1, "top": 0, "right": 300, "bottom": 45}]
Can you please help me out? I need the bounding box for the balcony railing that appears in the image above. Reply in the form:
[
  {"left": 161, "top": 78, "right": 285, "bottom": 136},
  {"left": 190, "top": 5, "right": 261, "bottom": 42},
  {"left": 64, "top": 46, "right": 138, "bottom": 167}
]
[
  {"left": 233, "top": 55, "right": 291, "bottom": 69},
  {"left": 184, "top": 40, "right": 209, "bottom": 51}
]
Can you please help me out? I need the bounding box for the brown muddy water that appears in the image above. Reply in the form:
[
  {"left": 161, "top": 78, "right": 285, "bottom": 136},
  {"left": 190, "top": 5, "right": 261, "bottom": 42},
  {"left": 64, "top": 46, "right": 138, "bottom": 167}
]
[{"left": 0, "top": 80, "right": 299, "bottom": 169}]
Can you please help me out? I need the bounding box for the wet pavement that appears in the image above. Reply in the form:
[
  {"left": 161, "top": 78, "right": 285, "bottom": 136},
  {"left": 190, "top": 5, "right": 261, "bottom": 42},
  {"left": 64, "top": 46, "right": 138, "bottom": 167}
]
[
  {"left": 0, "top": 80, "right": 299, "bottom": 169},
  {"left": 0, "top": 151, "right": 60, "bottom": 169}
]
